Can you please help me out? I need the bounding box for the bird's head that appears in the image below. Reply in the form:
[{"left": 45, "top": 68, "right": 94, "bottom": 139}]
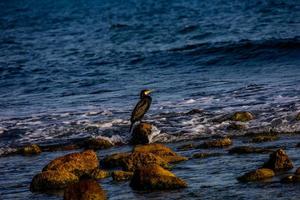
[{"left": 140, "top": 89, "right": 153, "bottom": 98}]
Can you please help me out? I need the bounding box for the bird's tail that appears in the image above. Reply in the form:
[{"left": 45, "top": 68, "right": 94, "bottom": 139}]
[{"left": 129, "top": 122, "right": 134, "bottom": 133}]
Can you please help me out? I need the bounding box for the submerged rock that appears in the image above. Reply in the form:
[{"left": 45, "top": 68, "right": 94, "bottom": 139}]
[
  {"left": 43, "top": 150, "right": 99, "bottom": 177},
  {"left": 177, "top": 143, "right": 196, "bottom": 151},
  {"left": 192, "top": 152, "right": 222, "bottom": 159},
  {"left": 131, "top": 123, "right": 152, "bottom": 145},
  {"left": 30, "top": 170, "right": 79, "bottom": 191},
  {"left": 18, "top": 144, "right": 41, "bottom": 155},
  {"left": 64, "top": 179, "right": 107, "bottom": 200},
  {"left": 198, "top": 138, "right": 232, "bottom": 148},
  {"left": 281, "top": 175, "right": 300, "bottom": 183},
  {"left": 133, "top": 143, "right": 188, "bottom": 163},
  {"left": 229, "top": 146, "right": 273, "bottom": 154},
  {"left": 251, "top": 135, "right": 279, "bottom": 143},
  {"left": 263, "top": 149, "right": 293, "bottom": 172},
  {"left": 111, "top": 170, "right": 133, "bottom": 181},
  {"left": 227, "top": 123, "right": 246, "bottom": 130},
  {"left": 83, "top": 138, "right": 113, "bottom": 150},
  {"left": 101, "top": 152, "right": 168, "bottom": 171},
  {"left": 231, "top": 111, "right": 254, "bottom": 122},
  {"left": 130, "top": 164, "right": 187, "bottom": 190},
  {"left": 238, "top": 168, "right": 275, "bottom": 182}
]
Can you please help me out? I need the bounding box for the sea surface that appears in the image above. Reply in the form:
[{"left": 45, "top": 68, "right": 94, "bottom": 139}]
[{"left": 0, "top": 0, "right": 300, "bottom": 199}]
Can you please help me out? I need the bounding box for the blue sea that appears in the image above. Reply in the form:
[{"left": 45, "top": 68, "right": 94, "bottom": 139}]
[{"left": 0, "top": 0, "right": 300, "bottom": 199}]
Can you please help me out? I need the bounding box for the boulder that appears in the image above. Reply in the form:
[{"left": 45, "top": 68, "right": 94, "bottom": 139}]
[
  {"left": 83, "top": 138, "right": 113, "bottom": 150},
  {"left": 43, "top": 150, "right": 99, "bottom": 177},
  {"left": 89, "top": 169, "right": 110, "bottom": 180},
  {"left": 193, "top": 152, "right": 222, "bottom": 159},
  {"left": 131, "top": 123, "right": 152, "bottom": 144},
  {"left": 231, "top": 112, "right": 254, "bottom": 122},
  {"left": 30, "top": 170, "right": 79, "bottom": 191},
  {"left": 18, "top": 144, "right": 41, "bottom": 155},
  {"left": 130, "top": 164, "right": 187, "bottom": 190},
  {"left": 111, "top": 170, "right": 133, "bottom": 181},
  {"left": 198, "top": 138, "right": 232, "bottom": 148},
  {"left": 228, "top": 146, "right": 273, "bottom": 154},
  {"left": 263, "top": 149, "right": 293, "bottom": 172},
  {"left": 238, "top": 168, "right": 275, "bottom": 182},
  {"left": 64, "top": 179, "right": 107, "bottom": 200},
  {"left": 133, "top": 143, "right": 188, "bottom": 163},
  {"left": 101, "top": 152, "right": 169, "bottom": 171},
  {"left": 251, "top": 135, "right": 279, "bottom": 143}
]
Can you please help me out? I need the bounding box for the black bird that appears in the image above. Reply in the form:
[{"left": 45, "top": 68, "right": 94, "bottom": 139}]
[{"left": 129, "top": 89, "right": 153, "bottom": 132}]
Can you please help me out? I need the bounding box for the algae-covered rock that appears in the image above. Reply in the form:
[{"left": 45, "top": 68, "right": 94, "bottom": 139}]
[
  {"left": 43, "top": 150, "right": 99, "bottom": 177},
  {"left": 228, "top": 146, "right": 273, "bottom": 154},
  {"left": 192, "top": 152, "right": 222, "bottom": 159},
  {"left": 251, "top": 135, "right": 279, "bottom": 143},
  {"left": 19, "top": 144, "right": 41, "bottom": 155},
  {"left": 231, "top": 111, "right": 254, "bottom": 122},
  {"left": 41, "top": 144, "right": 80, "bottom": 152},
  {"left": 130, "top": 164, "right": 187, "bottom": 190},
  {"left": 101, "top": 152, "right": 168, "bottom": 171},
  {"left": 133, "top": 143, "right": 188, "bottom": 163},
  {"left": 263, "top": 149, "right": 293, "bottom": 172},
  {"left": 111, "top": 170, "right": 133, "bottom": 181},
  {"left": 238, "top": 168, "right": 275, "bottom": 182},
  {"left": 131, "top": 123, "right": 152, "bottom": 145},
  {"left": 64, "top": 179, "right": 107, "bottom": 200},
  {"left": 83, "top": 138, "right": 113, "bottom": 150},
  {"left": 89, "top": 169, "right": 110, "bottom": 180},
  {"left": 30, "top": 170, "right": 79, "bottom": 191},
  {"left": 199, "top": 138, "right": 232, "bottom": 148}
]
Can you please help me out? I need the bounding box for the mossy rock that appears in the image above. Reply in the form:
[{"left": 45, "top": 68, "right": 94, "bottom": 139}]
[
  {"left": 198, "top": 138, "right": 232, "bottom": 148},
  {"left": 263, "top": 149, "right": 293, "bottom": 172},
  {"left": 89, "top": 169, "right": 110, "bottom": 180},
  {"left": 19, "top": 144, "right": 41, "bottom": 155},
  {"left": 130, "top": 164, "right": 187, "bottom": 190},
  {"left": 111, "top": 170, "right": 133, "bottom": 181},
  {"left": 238, "top": 168, "right": 275, "bottom": 182},
  {"left": 192, "top": 152, "right": 222, "bottom": 159},
  {"left": 30, "top": 170, "right": 79, "bottom": 191},
  {"left": 251, "top": 135, "right": 279, "bottom": 143},
  {"left": 83, "top": 138, "right": 113, "bottom": 150},
  {"left": 64, "top": 179, "right": 107, "bottom": 200},
  {"left": 133, "top": 143, "right": 188, "bottom": 163},
  {"left": 231, "top": 112, "right": 254, "bottom": 122}
]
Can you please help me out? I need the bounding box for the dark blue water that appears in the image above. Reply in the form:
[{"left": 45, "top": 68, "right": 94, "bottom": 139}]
[{"left": 1, "top": 0, "right": 300, "bottom": 145}]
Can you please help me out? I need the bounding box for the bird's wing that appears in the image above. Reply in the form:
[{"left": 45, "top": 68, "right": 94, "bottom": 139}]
[{"left": 131, "top": 98, "right": 149, "bottom": 122}]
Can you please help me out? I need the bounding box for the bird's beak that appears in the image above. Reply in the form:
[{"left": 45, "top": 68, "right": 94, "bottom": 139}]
[{"left": 145, "top": 90, "right": 153, "bottom": 95}]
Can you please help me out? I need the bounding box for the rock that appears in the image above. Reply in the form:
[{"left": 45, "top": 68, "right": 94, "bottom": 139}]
[
  {"left": 192, "top": 152, "right": 222, "bottom": 159},
  {"left": 89, "top": 169, "right": 110, "bottom": 180},
  {"left": 83, "top": 138, "right": 113, "bottom": 150},
  {"left": 227, "top": 123, "right": 246, "bottom": 130},
  {"left": 18, "top": 144, "right": 41, "bottom": 155},
  {"left": 251, "top": 135, "right": 279, "bottom": 143},
  {"left": 185, "top": 109, "right": 203, "bottom": 115},
  {"left": 295, "top": 167, "right": 300, "bottom": 175},
  {"left": 131, "top": 123, "right": 152, "bottom": 145},
  {"left": 263, "top": 149, "right": 293, "bottom": 172},
  {"left": 281, "top": 175, "right": 300, "bottom": 183},
  {"left": 177, "top": 143, "right": 196, "bottom": 151},
  {"left": 101, "top": 152, "right": 169, "bottom": 171},
  {"left": 130, "top": 164, "right": 187, "bottom": 190},
  {"left": 43, "top": 150, "right": 99, "bottom": 177},
  {"left": 238, "top": 168, "right": 275, "bottom": 182},
  {"left": 133, "top": 143, "right": 188, "bottom": 163},
  {"left": 198, "top": 138, "right": 232, "bottom": 148},
  {"left": 30, "top": 170, "right": 79, "bottom": 191},
  {"left": 231, "top": 111, "right": 254, "bottom": 122},
  {"left": 64, "top": 179, "right": 107, "bottom": 200},
  {"left": 40, "top": 144, "right": 80, "bottom": 152},
  {"left": 228, "top": 146, "right": 273, "bottom": 154},
  {"left": 111, "top": 170, "right": 133, "bottom": 181}
]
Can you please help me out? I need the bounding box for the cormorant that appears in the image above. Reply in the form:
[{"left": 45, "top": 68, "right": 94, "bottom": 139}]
[{"left": 129, "top": 89, "right": 153, "bottom": 132}]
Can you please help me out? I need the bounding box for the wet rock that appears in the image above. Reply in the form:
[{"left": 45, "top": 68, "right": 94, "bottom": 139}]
[
  {"left": 64, "top": 179, "right": 107, "bottom": 200},
  {"left": 231, "top": 111, "right": 254, "bottom": 122},
  {"left": 43, "top": 150, "right": 99, "bottom": 177},
  {"left": 227, "top": 122, "right": 246, "bottom": 130},
  {"left": 228, "top": 146, "right": 273, "bottom": 154},
  {"left": 198, "top": 138, "right": 232, "bottom": 148},
  {"left": 89, "top": 169, "right": 110, "bottom": 180},
  {"left": 30, "top": 170, "right": 79, "bottom": 191},
  {"left": 177, "top": 143, "right": 196, "bottom": 151},
  {"left": 130, "top": 164, "right": 187, "bottom": 190},
  {"left": 40, "top": 143, "right": 80, "bottom": 152},
  {"left": 192, "top": 152, "right": 222, "bottom": 159},
  {"left": 251, "top": 135, "right": 279, "bottom": 143},
  {"left": 83, "top": 138, "right": 113, "bottom": 150},
  {"left": 101, "top": 152, "right": 169, "bottom": 171},
  {"left": 295, "top": 167, "right": 300, "bottom": 175},
  {"left": 281, "top": 175, "right": 300, "bottom": 183},
  {"left": 18, "top": 144, "right": 41, "bottom": 155},
  {"left": 133, "top": 143, "right": 188, "bottom": 163},
  {"left": 263, "top": 149, "right": 293, "bottom": 172},
  {"left": 131, "top": 123, "right": 152, "bottom": 145},
  {"left": 238, "top": 168, "right": 275, "bottom": 182},
  {"left": 111, "top": 170, "right": 133, "bottom": 181}
]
